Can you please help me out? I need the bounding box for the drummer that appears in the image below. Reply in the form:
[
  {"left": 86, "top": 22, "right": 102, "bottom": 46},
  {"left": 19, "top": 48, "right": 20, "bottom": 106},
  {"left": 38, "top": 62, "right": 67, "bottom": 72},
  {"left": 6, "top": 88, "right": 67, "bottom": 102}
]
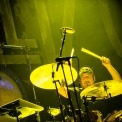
[
  {"left": 78, "top": 56, "right": 121, "bottom": 121},
  {"left": 59, "top": 56, "right": 121, "bottom": 121},
  {"left": 79, "top": 56, "right": 121, "bottom": 89}
]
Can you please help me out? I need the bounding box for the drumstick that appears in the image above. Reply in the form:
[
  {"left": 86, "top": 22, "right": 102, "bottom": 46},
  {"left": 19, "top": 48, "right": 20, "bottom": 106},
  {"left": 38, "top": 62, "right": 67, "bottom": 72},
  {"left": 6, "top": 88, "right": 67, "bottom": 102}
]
[
  {"left": 81, "top": 47, "right": 102, "bottom": 60},
  {"left": 69, "top": 48, "right": 74, "bottom": 64},
  {"left": 70, "top": 47, "right": 74, "bottom": 57}
]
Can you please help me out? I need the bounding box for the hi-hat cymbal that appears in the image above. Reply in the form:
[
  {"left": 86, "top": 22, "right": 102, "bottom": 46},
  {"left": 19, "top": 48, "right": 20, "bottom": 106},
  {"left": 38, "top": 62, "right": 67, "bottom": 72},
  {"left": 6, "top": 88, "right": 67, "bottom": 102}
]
[
  {"left": 47, "top": 108, "right": 61, "bottom": 116},
  {"left": 30, "top": 63, "right": 77, "bottom": 89},
  {"left": 80, "top": 80, "right": 122, "bottom": 100}
]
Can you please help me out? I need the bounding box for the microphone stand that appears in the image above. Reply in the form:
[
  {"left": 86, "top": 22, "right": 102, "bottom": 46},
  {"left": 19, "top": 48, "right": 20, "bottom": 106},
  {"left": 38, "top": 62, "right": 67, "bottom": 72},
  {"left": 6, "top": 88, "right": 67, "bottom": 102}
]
[
  {"left": 59, "top": 28, "right": 66, "bottom": 57},
  {"left": 51, "top": 64, "right": 65, "bottom": 122},
  {"left": 56, "top": 61, "right": 77, "bottom": 122},
  {"left": 103, "top": 82, "right": 111, "bottom": 98},
  {"left": 53, "top": 80, "right": 65, "bottom": 122},
  {"left": 67, "top": 60, "right": 82, "bottom": 122},
  {"left": 56, "top": 28, "right": 77, "bottom": 122}
]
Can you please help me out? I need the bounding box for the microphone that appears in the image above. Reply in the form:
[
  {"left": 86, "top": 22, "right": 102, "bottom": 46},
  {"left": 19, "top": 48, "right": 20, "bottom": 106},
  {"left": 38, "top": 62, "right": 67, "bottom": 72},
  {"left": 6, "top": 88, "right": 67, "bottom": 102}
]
[
  {"left": 55, "top": 56, "right": 77, "bottom": 62},
  {"left": 61, "top": 27, "right": 75, "bottom": 34}
]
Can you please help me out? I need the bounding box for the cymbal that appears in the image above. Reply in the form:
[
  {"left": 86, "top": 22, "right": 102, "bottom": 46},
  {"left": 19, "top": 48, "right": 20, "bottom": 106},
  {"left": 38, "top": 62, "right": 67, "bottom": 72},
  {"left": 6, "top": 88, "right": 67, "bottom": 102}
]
[
  {"left": 47, "top": 108, "right": 61, "bottom": 116},
  {"left": 80, "top": 80, "right": 122, "bottom": 100},
  {"left": 104, "top": 110, "right": 122, "bottom": 122},
  {"left": 30, "top": 63, "right": 77, "bottom": 89}
]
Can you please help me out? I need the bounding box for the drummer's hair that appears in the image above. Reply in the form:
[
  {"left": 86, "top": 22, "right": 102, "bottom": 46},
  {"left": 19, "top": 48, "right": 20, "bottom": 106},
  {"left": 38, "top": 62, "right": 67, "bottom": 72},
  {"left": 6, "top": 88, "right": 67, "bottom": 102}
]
[{"left": 79, "top": 67, "right": 96, "bottom": 81}]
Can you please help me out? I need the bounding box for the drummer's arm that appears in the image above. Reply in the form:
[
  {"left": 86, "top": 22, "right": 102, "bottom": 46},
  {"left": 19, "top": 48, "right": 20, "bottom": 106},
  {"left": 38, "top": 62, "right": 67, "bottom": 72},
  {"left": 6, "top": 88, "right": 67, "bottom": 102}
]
[{"left": 101, "top": 56, "right": 121, "bottom": 81}]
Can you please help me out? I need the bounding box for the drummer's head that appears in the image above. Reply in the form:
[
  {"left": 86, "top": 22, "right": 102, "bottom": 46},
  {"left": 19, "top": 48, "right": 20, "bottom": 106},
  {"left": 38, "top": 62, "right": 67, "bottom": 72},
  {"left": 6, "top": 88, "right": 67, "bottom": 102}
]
[{"left": 79, "top": 67, "right": 95, "bottom": 89}]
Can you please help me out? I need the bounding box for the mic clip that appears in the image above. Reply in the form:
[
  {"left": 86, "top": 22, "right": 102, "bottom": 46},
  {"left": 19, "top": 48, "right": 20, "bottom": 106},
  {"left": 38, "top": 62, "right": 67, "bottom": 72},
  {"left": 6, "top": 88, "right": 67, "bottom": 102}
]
[{"left": 55, "top": 56, "right": 76, "bottom": 62}]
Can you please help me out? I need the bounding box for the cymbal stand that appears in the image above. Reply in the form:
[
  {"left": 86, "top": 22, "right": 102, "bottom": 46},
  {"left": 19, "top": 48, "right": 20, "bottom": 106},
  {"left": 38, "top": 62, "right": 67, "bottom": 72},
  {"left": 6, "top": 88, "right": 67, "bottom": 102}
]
[
  {"left": 103, "top": 82, "right": 111, "bottom": 98},
  {"left": 48, "top": 107, "right": 56, "bottom": 122},
  {"left": 23, "top": 46, "right": 41, "bottom": 122},
  {"left": 83, "top": 96, "right": 91, "bottom": 122},
  {"left": 50, "top": 115, "right": 56, "bottom": 122},
  {"left": 56, "top": 61, "right": 77, "bottom": 122}
]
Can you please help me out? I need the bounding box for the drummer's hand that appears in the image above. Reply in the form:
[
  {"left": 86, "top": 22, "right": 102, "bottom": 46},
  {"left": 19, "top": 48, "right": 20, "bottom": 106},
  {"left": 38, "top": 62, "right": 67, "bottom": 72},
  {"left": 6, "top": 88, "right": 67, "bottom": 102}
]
[{"left": 101, "top": 56, "right": 111, "bottom": 67}]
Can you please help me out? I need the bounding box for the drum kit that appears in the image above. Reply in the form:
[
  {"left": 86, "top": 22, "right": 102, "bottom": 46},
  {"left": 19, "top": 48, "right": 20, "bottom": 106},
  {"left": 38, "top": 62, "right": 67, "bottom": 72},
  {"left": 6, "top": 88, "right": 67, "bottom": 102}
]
[
  {"left": 29, "top": 60, "right": 122, "bottom": 122},
  {"left": 0, "top": 30, "right": 122, "bottom": 122},
  {"left": 29, "top": 38, "right": 122, "bottom": 122}
]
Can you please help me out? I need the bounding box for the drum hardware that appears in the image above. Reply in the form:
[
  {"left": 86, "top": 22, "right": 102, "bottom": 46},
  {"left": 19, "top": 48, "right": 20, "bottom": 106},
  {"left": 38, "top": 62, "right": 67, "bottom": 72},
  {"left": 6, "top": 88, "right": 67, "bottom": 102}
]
[
  {"left": 65, "top": 97, "right": 98, "bottom": 122},
  {"left": 83, "top": 96, "right": 92, "bottom": 122},
  {"left": 0, "top": 98, "right": 44, "bottom": 122}
]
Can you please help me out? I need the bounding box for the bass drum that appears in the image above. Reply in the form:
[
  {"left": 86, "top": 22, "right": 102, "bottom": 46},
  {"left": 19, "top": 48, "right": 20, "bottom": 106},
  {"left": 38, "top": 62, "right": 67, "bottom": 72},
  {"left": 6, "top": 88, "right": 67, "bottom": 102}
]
[
  {"left": 64, "top": 110, "right": 103, "bottom": 122},
  {"left": 0, "top": 65, "right": 28, "bottom": 122}
]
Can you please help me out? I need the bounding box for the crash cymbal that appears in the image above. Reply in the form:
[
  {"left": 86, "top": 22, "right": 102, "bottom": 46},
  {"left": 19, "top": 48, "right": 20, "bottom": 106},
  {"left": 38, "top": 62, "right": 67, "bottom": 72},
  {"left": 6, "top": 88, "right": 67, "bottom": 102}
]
[
  {"left": 30, "top": 63, "right": 77, "bottom": 89},
  {"left": 80, "top": 80, "right": 122, "bottom": 100},
  {"left": 47, "top": 108, "right": 61, "bottom": 116}
]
